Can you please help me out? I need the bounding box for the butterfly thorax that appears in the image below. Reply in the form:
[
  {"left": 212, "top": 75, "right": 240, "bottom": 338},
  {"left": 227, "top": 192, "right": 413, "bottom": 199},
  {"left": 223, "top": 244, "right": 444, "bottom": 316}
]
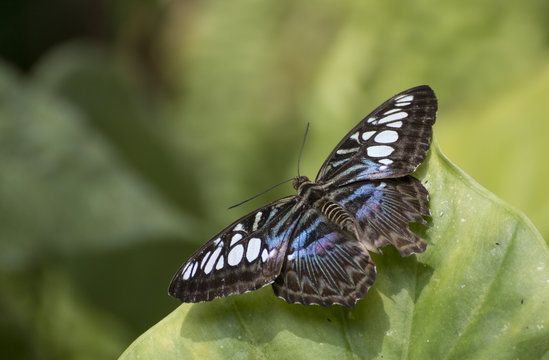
[
  {"left": 294, "top": 176, "right": 352, "bottom": 230},
  {"left": 293, "top": 176, "right": 323, "bottom": 203}
]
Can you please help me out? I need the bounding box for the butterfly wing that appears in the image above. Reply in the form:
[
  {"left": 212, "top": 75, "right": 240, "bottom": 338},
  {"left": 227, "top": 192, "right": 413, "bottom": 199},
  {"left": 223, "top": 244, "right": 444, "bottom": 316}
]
[
  {"left": 169, "top": 196, "right": 302, "bottom": 303},
  {"left": 272, "top": 208, "right": 376, "bottom": 308},
  {"left": 330, "top": 176, "right": 429, "bottom": 257},
  {"left": 316, "top": 85, "right": 437, "bottom": 186}
]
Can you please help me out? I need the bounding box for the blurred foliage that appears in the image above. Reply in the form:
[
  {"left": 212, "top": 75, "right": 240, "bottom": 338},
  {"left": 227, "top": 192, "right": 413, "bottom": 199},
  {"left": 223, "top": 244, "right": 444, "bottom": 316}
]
[{"left": 0, "top": 0, "right": 548, "bottom": 359}]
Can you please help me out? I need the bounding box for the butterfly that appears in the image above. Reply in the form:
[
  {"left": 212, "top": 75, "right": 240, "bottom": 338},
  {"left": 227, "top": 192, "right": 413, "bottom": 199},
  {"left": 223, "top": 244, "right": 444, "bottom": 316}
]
[{"left": 169, "top": 85, "right": 437, "bottom": 308}]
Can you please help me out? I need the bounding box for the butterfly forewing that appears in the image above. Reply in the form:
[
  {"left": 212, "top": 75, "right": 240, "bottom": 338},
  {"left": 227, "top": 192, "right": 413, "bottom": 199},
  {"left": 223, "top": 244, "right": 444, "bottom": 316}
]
[
  {"left": 316, "top": 85, "right": 437, "bottom": 186},
  {"left": 169, "top": 196, "right": 300, "bottom": 303},
  {"left": 272, "top": 208, "right": 376, "bottom": 308}
]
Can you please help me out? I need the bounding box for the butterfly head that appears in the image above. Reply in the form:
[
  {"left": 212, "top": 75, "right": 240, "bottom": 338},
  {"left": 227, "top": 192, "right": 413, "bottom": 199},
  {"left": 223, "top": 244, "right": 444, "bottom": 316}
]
[{"left": 292, "top": 176, "right": 311, "bottom": 190}]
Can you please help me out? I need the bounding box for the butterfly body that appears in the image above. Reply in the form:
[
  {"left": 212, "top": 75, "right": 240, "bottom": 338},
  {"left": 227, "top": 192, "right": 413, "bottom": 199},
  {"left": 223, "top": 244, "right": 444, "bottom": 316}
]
[
  {"left": 293, "top": 176, "right": 377, "bottom": 252},
  {"left": 294, "top": 176, "right": 351, "bottom": 229},
  {"left": 169, "top": 85, "right": 437, "bottom": 308}
]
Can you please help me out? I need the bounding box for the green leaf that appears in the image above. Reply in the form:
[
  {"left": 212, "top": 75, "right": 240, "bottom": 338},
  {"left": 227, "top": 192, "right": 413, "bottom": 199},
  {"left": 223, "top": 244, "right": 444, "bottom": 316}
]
[{"left": 119, "top": 140, "right": 549, "bottom": 359}]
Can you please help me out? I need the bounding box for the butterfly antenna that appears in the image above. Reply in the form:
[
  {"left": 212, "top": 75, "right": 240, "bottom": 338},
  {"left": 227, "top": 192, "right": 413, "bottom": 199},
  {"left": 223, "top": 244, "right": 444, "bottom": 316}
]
[
  {"left": 297, "top": 122, "right": 310, "bottom": 177},
  {"left": 229, "top": 123, "right": 309, "bottom": 210},
  {"left": 228, "top": 177, "right": 293, "bottom": 209}
]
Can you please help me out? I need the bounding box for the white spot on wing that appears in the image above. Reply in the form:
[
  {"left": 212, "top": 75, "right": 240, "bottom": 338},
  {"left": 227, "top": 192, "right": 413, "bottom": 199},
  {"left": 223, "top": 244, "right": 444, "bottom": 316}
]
[
  {"left": 367, "top": 117, "right": 376, "bottom": 123},
  {"left": 361, "top": 131, "right": 376, "bottom": 141},
  {"left": 386, "top": 121, "right": 403, "bottom": 128},
  {"left": 246, "top": 237, "right": 262, "bottom": 262},
  {"left": 374, "top": 130, "right": 398, "bottom": 144},
  {"left": 367, "top": 145, "right": 394, "bottom": 157},
  {"left": 395, "top": 102, "right": 411, "bottom": 107},
  {"left": 331, "top": 159, "right": 346, "bottom": 168},
  {"left": 396, "top": 95, "right": 414, "bottom": 103},
  {"left": 182, "top": 263, "right": 193, "bottom": 280},
  {"left": 228, "top": 244, "right": 244, "bottom": 266},
  {"left": 215, "top": 255, "right": 224, "bottom": 270},
  {"left": 252, "top": 212, "right": 263, "bottom": 232},
  {"left": 233, "top": 223, "right": 245, "bottom": 232},
  {"left": 230, "top": 233, "right": 243, "bottom": 246},
  {"left": 200, "top": 251, "right": 212, "bottom": 269},
  {"left": 383, "top": 108, "right": 400, "bottom": 115},
  {"left": 379, "top": 158, "right": 393, "bottom": 165},
  {"left": 213, "top": 238, "right": 222, "bottom": 246},
  {"left": 336, "top": 147, "right": 359, "bottom": 155},
  {"left": 261, "top": 248, "right": 269, "bottom": 262},
  {"left": 350, "top": 132, "right": 360, "bottom": 142},
  {"left": 204, "top": 247, "right": 222, "bottom": 274},
  {"left": 379, "top": 112, "right": 408, "bottom": 124},
  {"left": 191, "top": 262, "right": 198, "bottom": 277}
]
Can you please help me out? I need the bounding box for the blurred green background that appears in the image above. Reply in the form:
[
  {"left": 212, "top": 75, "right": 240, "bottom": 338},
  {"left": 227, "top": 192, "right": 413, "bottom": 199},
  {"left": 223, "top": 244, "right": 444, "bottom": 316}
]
[{"left": 1, "top": 0, "right": 548, "bottom": 358}]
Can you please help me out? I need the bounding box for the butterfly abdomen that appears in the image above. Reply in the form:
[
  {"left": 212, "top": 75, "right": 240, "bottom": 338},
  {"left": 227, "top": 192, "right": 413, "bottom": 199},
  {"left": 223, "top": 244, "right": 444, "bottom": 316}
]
[{"left": 320, "top": 200, "right": 352, "bottom": 228}]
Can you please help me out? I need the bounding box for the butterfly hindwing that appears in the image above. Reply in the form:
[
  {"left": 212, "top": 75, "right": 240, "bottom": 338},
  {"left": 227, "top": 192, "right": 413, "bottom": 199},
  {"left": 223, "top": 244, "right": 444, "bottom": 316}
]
[
  {"left": 316, "top": 85, "right": 437, "bottom": 185},
  {"left": 330, "top": 176, "right": 429, "bottom": 257},
  {"left": 272, "top": 208, "right": 376, "bottom": 308},
  {"left": 169, "top": 196, "right": 301, "bottom": 303}
]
